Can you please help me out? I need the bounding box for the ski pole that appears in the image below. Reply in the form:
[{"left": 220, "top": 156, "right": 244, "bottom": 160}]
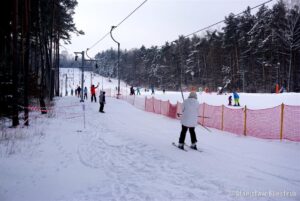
[{"left": 177, "top": 113, "right": 210, "bottom": 118}]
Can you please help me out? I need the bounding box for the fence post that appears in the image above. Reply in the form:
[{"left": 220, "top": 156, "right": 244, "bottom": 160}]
[
  {"left": 221, "top": 105, "right": 224, "bottom": 131},
  {"left": 244, "top": 105, "right": 247, "bottom": 136},
  {"left": 202, "top": 103, "right": 205, "bottom": 125},
  {"left": 152, "top": 97, "right": 155, "bottom": 113},
  {"left": 280, "top": 103, "right": 284, "bottom": 140},
  {"left": 160, "top": 100, "right": 162, "bottom": 114}
]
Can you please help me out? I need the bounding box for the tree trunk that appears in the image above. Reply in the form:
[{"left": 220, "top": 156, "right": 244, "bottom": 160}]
[
  {"left": 23, "top": 0, "right": 30, "bottom": 126},
  {"left": 12, "top": 0, "right": 19, "bottom": 127}
]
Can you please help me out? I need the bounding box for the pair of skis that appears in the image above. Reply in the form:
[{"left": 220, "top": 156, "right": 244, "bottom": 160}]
[{"left": 172, "top": 142, "right": 203, "bottom": 152}]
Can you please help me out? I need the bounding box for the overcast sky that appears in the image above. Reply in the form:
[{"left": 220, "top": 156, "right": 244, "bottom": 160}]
[{"left": 63, "top": 0, "right": 278, "bottom": 57}]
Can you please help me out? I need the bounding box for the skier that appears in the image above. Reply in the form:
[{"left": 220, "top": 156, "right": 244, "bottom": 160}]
[
  {"left": 91, "top": 83, "right": 99, "bottom": 102},
  {"left": 279, "top": 80, "right": 287, "bottom": 93},
  {"left": 77, "top": 86, "right": 81, "bottom": 98},
  {"left": 177, "top": 91, "right": 200, "bottom": 150},
  {"left": 228, "top": 95, "right": 232, "bottom": 106},
  {"left": 233, "top": 91, "right": 240, "bottom": 106},
  {"left": 99, "top": 91, "right": 106, "bottom": 113},
  {"left": 151, "top": 85, "right": 155, "bottom": 95},
  {"left": 83, "top": 86, "right": 88, "bottom": 100},
  {"left": 130, "top": 86, "right": 135, "bottom": 95},
  {"left": 71, "top": 88, "right": 74, "bottom": 96},
  {"left": 136, "top": 87, "right": 141, "bottom": 95}
]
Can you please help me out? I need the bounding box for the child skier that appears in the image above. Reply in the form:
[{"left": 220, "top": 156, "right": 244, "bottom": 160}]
[
  {"left": 233, "top": 91, "right": 240, "bottom": 106},
  {"left": 99, "top": 91, "right": 106, "bottom": 113},
  {"left": 228, "top": 95, "right": 232, "bottom": 106}
]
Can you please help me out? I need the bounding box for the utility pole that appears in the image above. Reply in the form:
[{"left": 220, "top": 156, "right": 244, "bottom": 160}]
[
  {"left": 74, "top": 51, "right": 85, "bottom": 102},
  {"left": 110, "top": 26, "right": 121, "bottom": 98},
  {"left": 65, "top": 73, "right": 68, "bottom": 96}
]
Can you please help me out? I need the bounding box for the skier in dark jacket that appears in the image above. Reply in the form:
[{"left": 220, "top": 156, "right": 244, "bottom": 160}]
[
  {"left": 77, "top": 86, "right": 81, "bottom": 98},
  {"left": 99, "top": 91, "right": 106, "bottom": 113},
  {"left": 228, "top": 95, "right": 232, "bottom": 106},
  {"left": 130, "top": 86, "right": 135, "bottom": 95}
]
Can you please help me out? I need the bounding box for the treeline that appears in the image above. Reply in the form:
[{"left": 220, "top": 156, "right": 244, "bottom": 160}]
[
  {"left": 95, "top": 1, "right": 300, "bottom": 93},
  {"left": 0, "top": 0, "right": 82, "bottom": 126}
]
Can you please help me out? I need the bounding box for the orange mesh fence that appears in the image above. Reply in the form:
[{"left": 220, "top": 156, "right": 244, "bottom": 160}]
[
  {"left": 202, "top": 104, "right": 222, "bottom": 130},
  {"left": 116, "top": 90, "right": 300, "bottom": 142},
  {"left": 153, "top": 98, "right": 161, "bottom": 114},
  {"left": 223, "top": 106, "right": 244, "bottom": 135},
  {"left": 161, "top": 100, "right": 170, "bottom": 116},
  {"left": 198, "top": 104, "right": 204, "bottom": 125},
  {"left": 125, "top": 95, "right": 135, "bottom": 105},
  {"left": 133, "top": 96, "right": 146, "bottom": 110},
  {"left": 168, "top": 103, "right": 178, "bottom": 119},
  {"left": 283, "top": 105, "right": 300, "bottom": 141},
  {"left": 247, "top": 106, "right": 281, "bottom": 139},
  {"left": 145, "top": 97, "right": 154, "bottom": 113}
]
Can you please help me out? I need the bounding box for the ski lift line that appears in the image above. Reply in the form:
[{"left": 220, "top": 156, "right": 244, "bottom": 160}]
[
  {"left": 87, "top": 0, "right": 148, "bottom": 52},
  {"left": 183, "top": 0, "right": 274, "bottom": 39},
  {"left": 115, "top": 0, "right": 148, "bottom": 28},
  {"left": 88, "top": 32, "right": 110, "bottom": 51}
]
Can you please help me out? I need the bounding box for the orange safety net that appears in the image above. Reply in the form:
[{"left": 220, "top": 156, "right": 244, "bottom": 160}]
[
  {"left": 161, "top": 100, "right": 170, "bottom": 116},
  {"left": 153, "top": 98, "right": 161, "bottom": 114},
  {"left": 125, "top": 95, "right": 135, "bottom": 105},
  {"left": 247, "top": 106, "right": 281, "bottom": 139},
  {"left": 168, "top": 103, "right": 178, "bottom": 119},
  {"left": 223, "top": 106, "right": 244, "bottom": 135},
  {"left": 145, "top": 97, "right": 154, "bottom": 113},
  {"left": 133, "top": 96, "right": 146, "bottom": 110},
  {"left": 283, "top": 105, "right": 300, "bottom": 141},
  {"left": 122, "top": 94, "right": 300, "bottom": 142},
  {"left": 198, "top": 104, "right": 204, "bottom": 125},
  {"left": 202, "top": 104, "right": 222, "bottom": 130}
]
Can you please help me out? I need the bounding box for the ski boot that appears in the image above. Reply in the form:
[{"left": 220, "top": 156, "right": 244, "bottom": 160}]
[
  {"left": 178, "top": 143, "right": 184, "bottom": 150},
  {"left": 190, "top": 143, "right": 197, "bottom": 150}
]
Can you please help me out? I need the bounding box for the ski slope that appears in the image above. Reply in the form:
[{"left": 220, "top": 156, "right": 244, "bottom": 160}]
[{"left": 0, "top": 68, "right": 299, "bottom": 201}]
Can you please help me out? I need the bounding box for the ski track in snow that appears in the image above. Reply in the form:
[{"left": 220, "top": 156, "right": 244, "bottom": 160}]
[{"left": 74, "top": 118, "right": 231, "bottom": 201}]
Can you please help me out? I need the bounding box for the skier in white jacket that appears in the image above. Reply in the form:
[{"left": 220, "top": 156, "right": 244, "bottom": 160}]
[{"left": 178, "top": 91, "right": 200, "bottom": 150}]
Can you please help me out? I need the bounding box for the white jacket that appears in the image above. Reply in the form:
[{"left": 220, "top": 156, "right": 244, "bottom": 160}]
[{"left": 180, "top": 98, "right": 199, "bottom": 127}]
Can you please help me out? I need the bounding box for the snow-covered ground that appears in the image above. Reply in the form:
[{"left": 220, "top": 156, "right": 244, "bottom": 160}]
[{"left": 0, "top": 68, "right": 299, "bottom": 201}]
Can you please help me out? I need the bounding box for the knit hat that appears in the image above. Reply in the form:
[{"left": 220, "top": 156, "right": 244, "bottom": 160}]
[{"left": 188, "top": 91, "right": 197, "bottom": 99}]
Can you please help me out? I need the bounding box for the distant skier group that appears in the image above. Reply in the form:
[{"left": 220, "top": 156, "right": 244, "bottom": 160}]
[{"left": 71, "top": 83, "right": 106, "bottom": 113}]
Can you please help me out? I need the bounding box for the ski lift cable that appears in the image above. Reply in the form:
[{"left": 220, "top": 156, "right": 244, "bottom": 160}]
[
  {"left": 87, "top": 0, "right": 148, "bottom": 51},
  {"left": 152, "top": 0, "right": 274, "bottom": 51},
  {"left": 182, "top": 0, "right": 274, "bottom": 39}
]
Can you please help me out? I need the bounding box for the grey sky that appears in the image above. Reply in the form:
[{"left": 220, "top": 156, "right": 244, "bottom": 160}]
[{"left": 64, "top": 0, "right": 277, "bottom": 57}]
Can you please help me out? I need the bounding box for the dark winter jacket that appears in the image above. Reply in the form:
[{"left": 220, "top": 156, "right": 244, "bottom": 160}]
[{"left": 99, "top": 91, "right": 106, "bottom": 104}]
